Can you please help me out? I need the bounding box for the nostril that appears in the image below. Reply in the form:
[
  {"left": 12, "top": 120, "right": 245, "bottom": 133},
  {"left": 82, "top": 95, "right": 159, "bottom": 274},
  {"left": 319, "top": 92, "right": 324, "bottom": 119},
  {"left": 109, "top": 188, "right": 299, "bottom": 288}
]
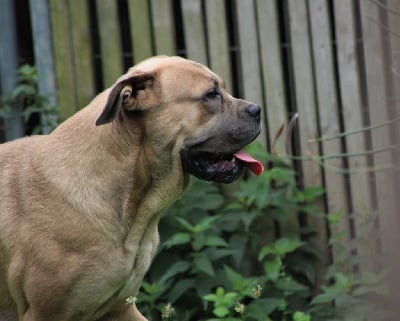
[{"left": 246, "top": 104, "right": 261, "bottom": 119}]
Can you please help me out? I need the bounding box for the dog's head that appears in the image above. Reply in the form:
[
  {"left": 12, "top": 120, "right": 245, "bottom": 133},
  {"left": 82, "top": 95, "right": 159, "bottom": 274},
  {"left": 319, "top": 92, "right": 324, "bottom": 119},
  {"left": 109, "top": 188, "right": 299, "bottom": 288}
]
[{"left": 95, "top": 56, "right": 263, "bottom": 183}]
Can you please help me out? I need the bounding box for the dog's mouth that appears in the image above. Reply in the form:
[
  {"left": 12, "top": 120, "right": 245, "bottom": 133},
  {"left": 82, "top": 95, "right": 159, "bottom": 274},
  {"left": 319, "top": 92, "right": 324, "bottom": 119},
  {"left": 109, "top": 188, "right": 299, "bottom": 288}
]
[{"left": 181, "top": 150, "right": 264, "bottom": 184}]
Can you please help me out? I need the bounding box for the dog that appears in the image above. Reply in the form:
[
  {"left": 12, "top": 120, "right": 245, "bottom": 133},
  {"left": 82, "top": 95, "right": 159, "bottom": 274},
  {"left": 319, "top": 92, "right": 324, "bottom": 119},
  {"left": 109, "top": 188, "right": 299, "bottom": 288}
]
[{"left": 0, "top": 56, "right": 263, "bottom": 321}]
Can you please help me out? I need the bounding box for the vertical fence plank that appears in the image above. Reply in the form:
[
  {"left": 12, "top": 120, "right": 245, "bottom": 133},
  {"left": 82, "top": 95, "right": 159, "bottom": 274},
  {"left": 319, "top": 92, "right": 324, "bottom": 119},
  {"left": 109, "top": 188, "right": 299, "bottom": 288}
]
[
  {"left": 0, "top": 0, "right": 24, "bottom": 140},
  {"left": 68, "top": 0, "right": 96, "bottom": 108},
  {"left": 205, "top": 1, "right": 232, "bottom": 92},
  {"left": 360, "top": 0, "right": 399, "bottom": 266},
  {"left": 288, "top": 0, "right": 327, "bottom": 287},
  {"left": 96, "top": 0, "right": 124, "bottom": 87},
  {"left": 150, "top": 0, "right": 176, "bottom": 55},
  {"left": 29, "top": 0, "right": 58, "bottom": 133},
  {"left": 128, "top": 0, "right": 153, "bottom": 64},
  {"left": 387, "top": 0, "right": 400, "bottom": 104},
  {"left": 256, "top": 0, "right": 288, "bottom": 154},
  {"left": 333, "top": 1, "right": 374, "bottom": 264},
  {"left": 49, "top": 0, "right": 77, "bottom": 119},
  {"left": 236, "top": 0, "right": 266, "bottom": 147},
  {"left": 50, "top": 0, "right": 95, "bottom": 114},
  {"left": 256, "top": 0, "right": 299, "bottom": 238},
  {"left": 381, "top": 0, "right": 400, "bottom": 299},
  {"left": 29, "top": 0, "right": 57, "bottom": 105},
  {"left": 181, "top": 0, "right": 207, "bottom": 65},
  {"left": 309, "top": 0, "right": 349, "bottom": 254}
]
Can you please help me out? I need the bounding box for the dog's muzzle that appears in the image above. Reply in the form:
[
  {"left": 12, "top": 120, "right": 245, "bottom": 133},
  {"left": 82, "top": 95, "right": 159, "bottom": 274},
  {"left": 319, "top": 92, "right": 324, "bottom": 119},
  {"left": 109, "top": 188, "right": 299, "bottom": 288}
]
[{"left": 180, "top": 104, "right": 264, "bottom": 184}]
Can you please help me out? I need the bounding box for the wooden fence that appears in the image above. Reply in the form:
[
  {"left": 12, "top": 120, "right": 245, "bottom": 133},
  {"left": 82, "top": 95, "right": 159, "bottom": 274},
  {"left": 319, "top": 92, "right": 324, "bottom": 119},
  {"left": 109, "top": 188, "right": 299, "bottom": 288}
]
[{"left": 1, "top": 0, "right": 400, "bottom": 280}]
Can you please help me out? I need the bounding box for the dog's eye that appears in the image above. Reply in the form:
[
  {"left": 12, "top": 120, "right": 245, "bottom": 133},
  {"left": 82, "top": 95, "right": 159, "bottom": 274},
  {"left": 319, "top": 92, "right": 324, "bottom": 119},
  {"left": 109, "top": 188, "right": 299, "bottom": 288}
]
[{"left": 205, "top": 90, "right": 221, "bottom": 100}]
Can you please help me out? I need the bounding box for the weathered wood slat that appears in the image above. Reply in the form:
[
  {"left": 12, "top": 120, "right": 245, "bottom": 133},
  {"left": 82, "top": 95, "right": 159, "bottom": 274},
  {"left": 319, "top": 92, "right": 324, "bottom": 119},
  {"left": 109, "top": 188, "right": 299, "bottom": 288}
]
[
  {"left": 387, "top": 0, "right": 400, "bottom": 105},
  {"left": 68, "top": 0, "right": 96, "bottom": 108},
  {"left": 309, "top": 0, "right": 349, "bottom": 255},
  {"left": 0, "top": 0, "right": 24, "bottom": 140},
  {"left": 181, "top": 0, "right": 207, "bottom": 65},
  {"left": 236, "top": 0, "right": 266, "bottom": 147},
  {"left": 96, "top": 0, "right": 124, "bottom": 87},
  {"left": 256, "top": 0, "right": 298, "bottom": 238},
  {"left": 127, "top": 0, "right": 153, "bottom": 64},
  {"left": 150, "top": 0, "right": 176, "bottom": 56},
  {"left": 51, "top": 0, "right": 95, "bottom": 115},
  {"left": 380, "top": 0, "right": 400, "bottom": 294},
  {"left": 288, "top": 0, "right": 327, "bottom": 286},
  {"left": 360, "top": 0, "right": 399, "bottom": 265},
  {"left": 204, "top": 1, "right": 232, "bottom": 92},
  {"left": 333, "top": 1, "right": 374, "bottom": 263},
  {"left": 256, "top": 0, "right": 288, "bottom": 155},
  {"left": 29, "top": 0, "right": 58, "bottom": 133},
  {"left": 49, "top": 0, "right": 76, "bottom": 119}
]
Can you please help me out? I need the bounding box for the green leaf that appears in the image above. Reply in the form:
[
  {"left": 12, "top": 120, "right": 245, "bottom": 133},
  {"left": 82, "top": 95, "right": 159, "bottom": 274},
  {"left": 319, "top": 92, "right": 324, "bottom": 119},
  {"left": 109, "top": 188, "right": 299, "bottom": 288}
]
[
  {"left": 276, "top": 276, "right": 309, "bottom": 293},
  {"left": 294, "top": 186, "right": 325, "bottom": 203},
  {"left": 204, "top": 293, "right": 219, "bottom": 302},
  {"left": 203, "top": 235, "right": 228, "bottom": 247},
  {"left": 224, "top": 266, "right": 251, "bottom": 293},
  {"left": 229, "top": 235, "right": 248, "bottom": 266},
  {"left": 203, "top": 193, "right": 225, "bottom": 210},
  {"left": 310, "top": 292, "right": 338, "bottom": 305},
  {"left": 293, "top": 311, "right": 312, "bottom": 321},
  {"left": 167, "top": 278, "right": 195, "bottom": 303},
  {"left": 246, "top": 298, "right": 285, "bottom": 317},
  {"left": 274, "top": 238, "right": 305, "bottom": 256},
  {"left": 193, "top": 233, "right": 205, "bottom": 251},
  {"left": 194, "top": 216, "right": 220, "bottom": 233},
  {"left": 159, "top": 261, "right": 191, "bottom": 284},
  {"left": 175, "top": 217, "right": 194, "bottom": 232},
  {"left": 223, "top": 291, "right": 238, "bottom": 304},
  {"left": 164, "top": 232, "right": 191, "bottom": 248},
  {"left": 267, "top": 167, "right": 296, "bottom": 188},
  {"left": 206, "top": 248, "right": 238, "bottom": 261},
  {"left": 203, "top": 293, "right": 218, "bottom": 302},
  {"left": 193, "top": 253, "right": 215, "bottom": 276},
  {"left": 214, "top": 306, "right": 230, "bottom": 318},
  {"left": 327, "top": 211, "right": 343, "bottom": 226},
  {"left": 264, "top": 257, "right": 282, "bottom": 282},
  {"left": 258, "top": 245, "right": 276, "bottom": 261}
]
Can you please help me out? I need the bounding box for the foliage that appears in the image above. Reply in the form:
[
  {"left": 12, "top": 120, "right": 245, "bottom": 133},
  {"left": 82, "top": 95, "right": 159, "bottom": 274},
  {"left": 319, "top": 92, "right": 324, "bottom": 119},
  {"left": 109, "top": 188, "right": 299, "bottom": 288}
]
[
  {"left": 134, "top": 142, "right": 385, "bottom": 321},
  {"left": 0, "top": 64, "right": 59, "bottom": 135}
]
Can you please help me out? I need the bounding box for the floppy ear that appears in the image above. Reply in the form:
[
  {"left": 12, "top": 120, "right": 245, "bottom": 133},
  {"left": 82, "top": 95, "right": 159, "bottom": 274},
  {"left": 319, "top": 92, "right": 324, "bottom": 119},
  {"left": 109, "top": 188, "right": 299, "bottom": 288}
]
[{"left": 95, "top": 72, "right": 155, "bottom": 126}]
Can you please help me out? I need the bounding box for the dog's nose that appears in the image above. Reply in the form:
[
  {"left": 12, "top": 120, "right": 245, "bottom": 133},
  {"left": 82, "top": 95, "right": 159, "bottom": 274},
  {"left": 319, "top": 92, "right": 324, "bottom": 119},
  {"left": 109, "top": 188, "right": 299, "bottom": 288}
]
[{"left": 246, "top": 104, "right": 261, "bottom": 119}]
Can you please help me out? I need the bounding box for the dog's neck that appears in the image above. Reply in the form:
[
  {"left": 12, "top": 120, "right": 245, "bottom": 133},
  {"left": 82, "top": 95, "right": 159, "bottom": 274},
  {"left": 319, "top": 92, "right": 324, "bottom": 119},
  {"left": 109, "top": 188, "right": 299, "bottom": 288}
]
[{"left": 37, "top": 106, "right": 189, "bottom": 248}]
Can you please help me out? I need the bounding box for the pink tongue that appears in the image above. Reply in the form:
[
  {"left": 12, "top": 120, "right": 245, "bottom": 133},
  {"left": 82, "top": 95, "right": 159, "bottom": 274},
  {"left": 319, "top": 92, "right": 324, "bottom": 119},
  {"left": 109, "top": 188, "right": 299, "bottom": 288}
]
[{"left": 234, "top": 150, "right": 264, "bottom": 176}]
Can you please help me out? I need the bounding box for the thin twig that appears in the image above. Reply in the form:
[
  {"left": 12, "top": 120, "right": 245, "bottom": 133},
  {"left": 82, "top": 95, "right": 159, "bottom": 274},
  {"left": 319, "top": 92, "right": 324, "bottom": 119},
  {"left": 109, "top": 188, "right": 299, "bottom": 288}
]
[
  {"left": 368, "top": 0, "right": 400, "bottom": 16},
  {"left": 318, "top": 144, "right": 400, "bottom": 160},
  {"left": 285, "top": 113, "right": 298, "bottom": 155},
  {"left": 366, "top": 15, "right": 400, "bottom": 38},
  {"left": 281, "top": 153, "right": 400, "bottom": 174},
  {"left": 271, "top": 122, "right": 285, "bottom": 155},
  {"left": 309, "top": 116, "right": 400, "bottom": 143}
]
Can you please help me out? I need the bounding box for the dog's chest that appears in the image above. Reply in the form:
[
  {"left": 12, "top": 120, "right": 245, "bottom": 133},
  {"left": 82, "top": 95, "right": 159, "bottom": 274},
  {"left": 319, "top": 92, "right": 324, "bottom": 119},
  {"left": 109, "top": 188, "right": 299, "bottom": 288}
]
[
  {"left": 88, "top": 219, "right": 159, "bottom": 320},
  {"left": 90, "top": 175, "right": 187, "bottom": 318},
  {"left": 119, "top": 216, "right": 159, "bottom": 299}
]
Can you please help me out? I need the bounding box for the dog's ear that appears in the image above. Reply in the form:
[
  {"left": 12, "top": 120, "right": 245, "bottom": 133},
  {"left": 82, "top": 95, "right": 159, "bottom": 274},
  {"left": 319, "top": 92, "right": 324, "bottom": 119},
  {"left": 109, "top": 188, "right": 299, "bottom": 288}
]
[{"left": 95, "top": 72, "right": 155, "bottom": 126}]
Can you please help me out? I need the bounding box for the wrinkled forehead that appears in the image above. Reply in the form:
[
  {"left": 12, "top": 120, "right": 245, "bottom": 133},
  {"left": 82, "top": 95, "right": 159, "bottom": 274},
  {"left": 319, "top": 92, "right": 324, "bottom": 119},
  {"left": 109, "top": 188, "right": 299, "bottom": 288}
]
[{"left": 129, "top": 56, "right": 224, "bottom": 95}]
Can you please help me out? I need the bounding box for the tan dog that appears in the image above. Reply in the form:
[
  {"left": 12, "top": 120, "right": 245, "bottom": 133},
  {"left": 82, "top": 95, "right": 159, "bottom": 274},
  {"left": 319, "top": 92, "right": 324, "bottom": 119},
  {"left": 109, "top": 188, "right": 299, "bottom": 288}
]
[{"left": 0, "top": 56, "right": 263, "bottom": 321}]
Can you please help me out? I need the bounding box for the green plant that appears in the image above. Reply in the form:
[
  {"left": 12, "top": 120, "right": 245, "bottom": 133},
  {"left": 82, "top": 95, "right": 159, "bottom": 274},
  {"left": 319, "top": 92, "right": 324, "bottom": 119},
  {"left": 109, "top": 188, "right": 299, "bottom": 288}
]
[
  {"left": 0, "top": 64, "right": 59, "bottom": 135},
  {"left": 135, "top": 142, "right": 387, "bottom": 321}
]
